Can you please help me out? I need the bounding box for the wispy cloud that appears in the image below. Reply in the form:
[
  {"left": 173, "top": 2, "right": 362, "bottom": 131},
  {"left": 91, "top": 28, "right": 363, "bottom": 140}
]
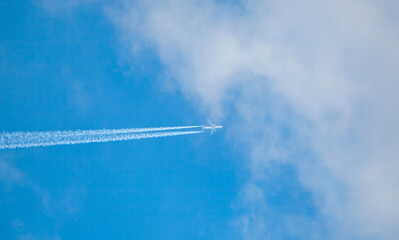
[
  {"left": 0, "top": 158, "right": 26, "bottom": 188},
  {"left": 0, "top": 158, "right": 84, "bottom": 238},
  {"left": 114, "top": 0, "right": 399, "bottom": 239}
]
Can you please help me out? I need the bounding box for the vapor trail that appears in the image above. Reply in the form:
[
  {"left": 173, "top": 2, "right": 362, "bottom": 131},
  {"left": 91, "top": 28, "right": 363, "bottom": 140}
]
[
  {"left": 0, "top": 128, "right": 203, "bottom": 150},
  {"left": 12, "top": 125, "right": 202, "bottom": 138}
]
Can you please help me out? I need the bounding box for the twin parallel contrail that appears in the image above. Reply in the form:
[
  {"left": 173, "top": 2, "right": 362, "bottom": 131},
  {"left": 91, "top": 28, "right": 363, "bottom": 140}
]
[{"left": 0, "top": 126, "right": 204, "bottom": 150}]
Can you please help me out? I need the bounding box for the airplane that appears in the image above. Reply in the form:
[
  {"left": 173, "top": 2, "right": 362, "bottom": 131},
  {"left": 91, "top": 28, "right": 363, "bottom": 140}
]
[{"left": 202, "top": 120, "right": 223, "bottom": 135}]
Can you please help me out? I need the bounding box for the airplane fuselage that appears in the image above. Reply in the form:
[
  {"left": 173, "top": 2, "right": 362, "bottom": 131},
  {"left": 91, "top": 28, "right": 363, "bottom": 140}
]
[
  {"left": 202, "top": 121, "right": 223, "bottom": 134},
  {"left": 202, "top": 126, "right": 223, "bottom": 130}
]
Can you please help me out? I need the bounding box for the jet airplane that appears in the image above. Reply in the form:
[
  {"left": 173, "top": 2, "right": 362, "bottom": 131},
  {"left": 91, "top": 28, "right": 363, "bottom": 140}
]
[{"left": 202, "top": 120, "right": 223, "bottom": 135}]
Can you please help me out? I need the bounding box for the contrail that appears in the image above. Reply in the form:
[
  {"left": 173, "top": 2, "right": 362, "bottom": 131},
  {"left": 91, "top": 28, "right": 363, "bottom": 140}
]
[
  {"left": 0, "top": 127, "right": 203, "bottom": 150},
  {"left": 16, "top": 125, "right": 203, "bottom": 138}
]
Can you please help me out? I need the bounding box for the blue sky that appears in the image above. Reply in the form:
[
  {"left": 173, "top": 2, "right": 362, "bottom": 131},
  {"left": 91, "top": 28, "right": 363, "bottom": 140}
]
[
  {"left": 2, "top": 0, "right": 399, "bottom": 239},
  {"left": 0, "top": 1, "right": 240, "bottom": 239}
]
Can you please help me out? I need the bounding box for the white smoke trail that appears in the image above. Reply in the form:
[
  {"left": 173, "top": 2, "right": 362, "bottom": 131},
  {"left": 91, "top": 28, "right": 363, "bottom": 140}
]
[
  {"left": 9, "top": 125, "right": 203, "bottom": 138},
  {"left": 0, "top": 128, "right": 203, "bottom": 150}
]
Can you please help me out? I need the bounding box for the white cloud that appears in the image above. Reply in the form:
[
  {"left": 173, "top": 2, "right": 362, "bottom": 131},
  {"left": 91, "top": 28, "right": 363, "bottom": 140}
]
[{"left": 115, "top": 0, "right": 399, "bottom": 239}]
